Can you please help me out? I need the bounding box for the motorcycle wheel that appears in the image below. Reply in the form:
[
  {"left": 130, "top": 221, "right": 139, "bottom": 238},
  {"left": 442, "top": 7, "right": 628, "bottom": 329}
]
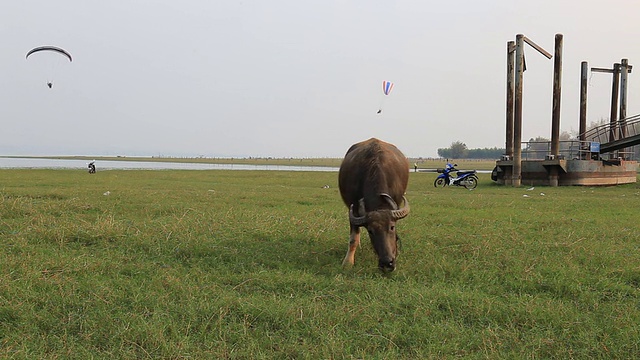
[
  {"left": 463, "top": 176, "right": 478, "bottom": 189},
  {"left": 434, "top": 178, "right": 446, "bottom": 187}
]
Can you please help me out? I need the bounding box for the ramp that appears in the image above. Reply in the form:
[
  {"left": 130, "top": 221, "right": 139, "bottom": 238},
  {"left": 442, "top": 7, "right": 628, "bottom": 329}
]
[{"left": 585, "top": 114, "right": 640, "bottom": 155}]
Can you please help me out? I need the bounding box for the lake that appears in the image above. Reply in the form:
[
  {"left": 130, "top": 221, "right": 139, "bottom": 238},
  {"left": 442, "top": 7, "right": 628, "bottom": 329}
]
[{"left": 0, "top": 157, "right": 340, "bottom": 172}]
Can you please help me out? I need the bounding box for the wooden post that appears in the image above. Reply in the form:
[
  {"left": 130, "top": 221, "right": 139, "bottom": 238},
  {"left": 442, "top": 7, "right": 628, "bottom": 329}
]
[
  {"left": 505, "top": 41, "right": 515, "bottom": 159},
  {"left": 550, "top": 34, "right": 563, "bottom": 157},
  {"left": 513, "top": 34, "right": 524, "bottom": 187},
  {"left": 610, "top": 63, "right": 621, "bottom": 143},
  {"left": 619, "top": 59, "right": 631, "bottom": 159},
  {"left": 579, "top": 62, "right": 588, "bottom": 143},
  {"left": 619, "top": 59, "right": 629, "bottom": 139}
]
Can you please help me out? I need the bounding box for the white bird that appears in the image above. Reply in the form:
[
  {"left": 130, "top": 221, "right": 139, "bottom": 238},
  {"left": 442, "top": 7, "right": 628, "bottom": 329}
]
[
  {"left": 103, "top": 191, "right": 111, "bottom": 196},
  {"left": 526, "top": 187, "right": 535, "bottom": 191},
  {"left": 540, "top": 192, "right": 545, "bottom": 196},
  {"left": 523, "top": 194, "right": 530, "bottom": 198}
]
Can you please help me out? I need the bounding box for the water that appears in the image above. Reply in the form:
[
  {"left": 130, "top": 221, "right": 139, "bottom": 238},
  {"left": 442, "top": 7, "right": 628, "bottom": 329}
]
[
  {"left": 0, "top": 157, "right": 339, "bottom": 172},
  {"left": 0, "top": 157, "right": 492, "bottom": 173}
]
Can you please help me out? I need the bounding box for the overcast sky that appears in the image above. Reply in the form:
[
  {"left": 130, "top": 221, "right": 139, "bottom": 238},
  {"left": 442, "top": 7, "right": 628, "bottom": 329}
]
[{"left": 2, "top": 0, "right": 640, "bottom": 158}]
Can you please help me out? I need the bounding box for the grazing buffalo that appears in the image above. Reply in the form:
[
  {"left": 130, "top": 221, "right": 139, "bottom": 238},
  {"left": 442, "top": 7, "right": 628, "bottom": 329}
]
[{"left": 338, "top": 138, "right": 410, "bottom": 272}]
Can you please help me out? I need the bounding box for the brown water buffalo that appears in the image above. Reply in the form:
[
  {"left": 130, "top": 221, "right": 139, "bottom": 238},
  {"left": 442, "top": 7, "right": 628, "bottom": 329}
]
[{"left": 338, "top": 138, "right": 410, "bottom": 272}]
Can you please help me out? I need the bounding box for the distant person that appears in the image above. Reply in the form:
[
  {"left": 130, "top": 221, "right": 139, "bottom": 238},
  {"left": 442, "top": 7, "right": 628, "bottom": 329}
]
[
  {"left": 414, "top": 163, "right": 418, "bottom": 172},
  {"left": 88, "top": 161, "right": 96, "bottom": 174}
]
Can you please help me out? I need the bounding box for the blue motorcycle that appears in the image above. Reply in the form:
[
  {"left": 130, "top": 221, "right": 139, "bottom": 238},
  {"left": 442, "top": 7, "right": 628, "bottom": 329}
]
[{"left": 434, "top": 163, "right": 478, "bottom": 189}]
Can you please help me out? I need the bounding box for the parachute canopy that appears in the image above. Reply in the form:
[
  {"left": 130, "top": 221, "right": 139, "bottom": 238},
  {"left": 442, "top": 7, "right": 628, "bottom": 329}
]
[
  {"left": 26, "top": 46, "right": 72, "bottom": 62},
  {"left": 382, "top": 80, "right": 394, "bottom": 96}
]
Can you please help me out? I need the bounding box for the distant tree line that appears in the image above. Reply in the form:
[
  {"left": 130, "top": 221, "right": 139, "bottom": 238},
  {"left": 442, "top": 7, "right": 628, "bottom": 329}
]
[{"left": 437, "top": 141, "right": 504, "bottom": 159}]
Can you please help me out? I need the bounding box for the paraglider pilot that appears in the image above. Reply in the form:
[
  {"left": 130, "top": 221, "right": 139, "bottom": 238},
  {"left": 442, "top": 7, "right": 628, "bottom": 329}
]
[{"left": 47, "top": 82, "right": 53, "bottom": 89}]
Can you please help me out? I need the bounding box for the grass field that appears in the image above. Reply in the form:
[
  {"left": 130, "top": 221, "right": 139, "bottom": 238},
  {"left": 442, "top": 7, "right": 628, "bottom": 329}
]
[{"left": 1, "top": 169, "right": 639, "bottom": 358}]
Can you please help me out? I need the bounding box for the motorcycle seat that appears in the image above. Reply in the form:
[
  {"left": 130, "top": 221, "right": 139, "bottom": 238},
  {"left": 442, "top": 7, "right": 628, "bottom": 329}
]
[{"left": 456, "top": 170, "right": 476, "bottom": 175}]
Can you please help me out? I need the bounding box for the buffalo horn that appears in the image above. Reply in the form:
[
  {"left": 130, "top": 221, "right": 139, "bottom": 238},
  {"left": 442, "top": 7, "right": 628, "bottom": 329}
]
[
  {"left": 349, "top": 199, "right": 367, "bottom": 226},
  {"left": 380, "top": 193, "right": 410, "bottom": 219},
  {"left": 380, "top": 193, "right": 399, "bottom": 209},
  {"left": 391, "top": 196, "right": 410, "bottom": 220},
  {"left": 382, "top": 194, "right": 409, "bottom": 220}
]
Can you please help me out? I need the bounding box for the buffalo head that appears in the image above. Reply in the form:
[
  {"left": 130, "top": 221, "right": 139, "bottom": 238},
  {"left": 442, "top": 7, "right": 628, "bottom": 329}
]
[{"left": 348, "top": 194, "right": 409, "bottom": 272}]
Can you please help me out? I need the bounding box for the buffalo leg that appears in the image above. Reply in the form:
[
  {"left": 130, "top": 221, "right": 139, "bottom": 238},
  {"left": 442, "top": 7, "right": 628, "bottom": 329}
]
[{"left": 342, "top": 225, "right": 361, "bottom": 267}]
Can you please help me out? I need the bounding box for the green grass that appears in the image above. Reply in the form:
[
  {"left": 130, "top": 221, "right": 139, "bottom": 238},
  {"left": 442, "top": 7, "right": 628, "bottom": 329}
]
[{"left": 1, "top": 169, "right": 639, "bottom": 358}]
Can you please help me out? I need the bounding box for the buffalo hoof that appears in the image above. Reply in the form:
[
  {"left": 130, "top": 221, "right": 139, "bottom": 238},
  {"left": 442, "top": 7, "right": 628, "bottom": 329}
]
[{"left": 341, "top": 259, "right": 355, "bottom": 269}]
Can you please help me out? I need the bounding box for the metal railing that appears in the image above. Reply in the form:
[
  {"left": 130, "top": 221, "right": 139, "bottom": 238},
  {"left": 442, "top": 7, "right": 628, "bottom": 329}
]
[
  {"left": 503, "top": 115, "right": 640, "bottom": 161},
  {"left": 520, "top": 140, "right": 592, "bottom": 160},
  {"left": 518, "top": 140, "right": 636, "bottom": 161},
  {"left": 583, "top": 114, "right": 640, "bottom": 146}
]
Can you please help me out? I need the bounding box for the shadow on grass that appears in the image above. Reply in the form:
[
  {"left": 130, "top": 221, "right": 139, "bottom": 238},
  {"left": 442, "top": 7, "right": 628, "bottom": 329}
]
[{"left": 168, "top": 230, "right": 391, "bottom": 278}]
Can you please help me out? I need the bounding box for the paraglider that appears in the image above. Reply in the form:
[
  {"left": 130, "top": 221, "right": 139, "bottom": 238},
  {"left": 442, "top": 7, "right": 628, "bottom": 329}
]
[
  {"left": 26, "top": 46, "right": 72, "bottom": 89},
  {"left": 382, "top": 80, "right": 394, "bottom": 96},
  {"left": 377, "top": 80, "right": 394, "bottom": 114},
  {"left": 26, "top": 46, "right": 73, "bottom": 62}
]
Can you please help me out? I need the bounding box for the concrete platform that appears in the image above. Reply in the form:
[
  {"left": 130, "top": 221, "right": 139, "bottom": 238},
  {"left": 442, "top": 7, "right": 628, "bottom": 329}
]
[{"left": 494, "top": 159, "right": 638, "bottom": 186}]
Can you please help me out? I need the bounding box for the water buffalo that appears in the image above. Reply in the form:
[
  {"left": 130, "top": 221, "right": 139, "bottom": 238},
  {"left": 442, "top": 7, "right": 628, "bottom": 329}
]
[{"left": 338, "top": 138, "right": 410, "bottom": 272}]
